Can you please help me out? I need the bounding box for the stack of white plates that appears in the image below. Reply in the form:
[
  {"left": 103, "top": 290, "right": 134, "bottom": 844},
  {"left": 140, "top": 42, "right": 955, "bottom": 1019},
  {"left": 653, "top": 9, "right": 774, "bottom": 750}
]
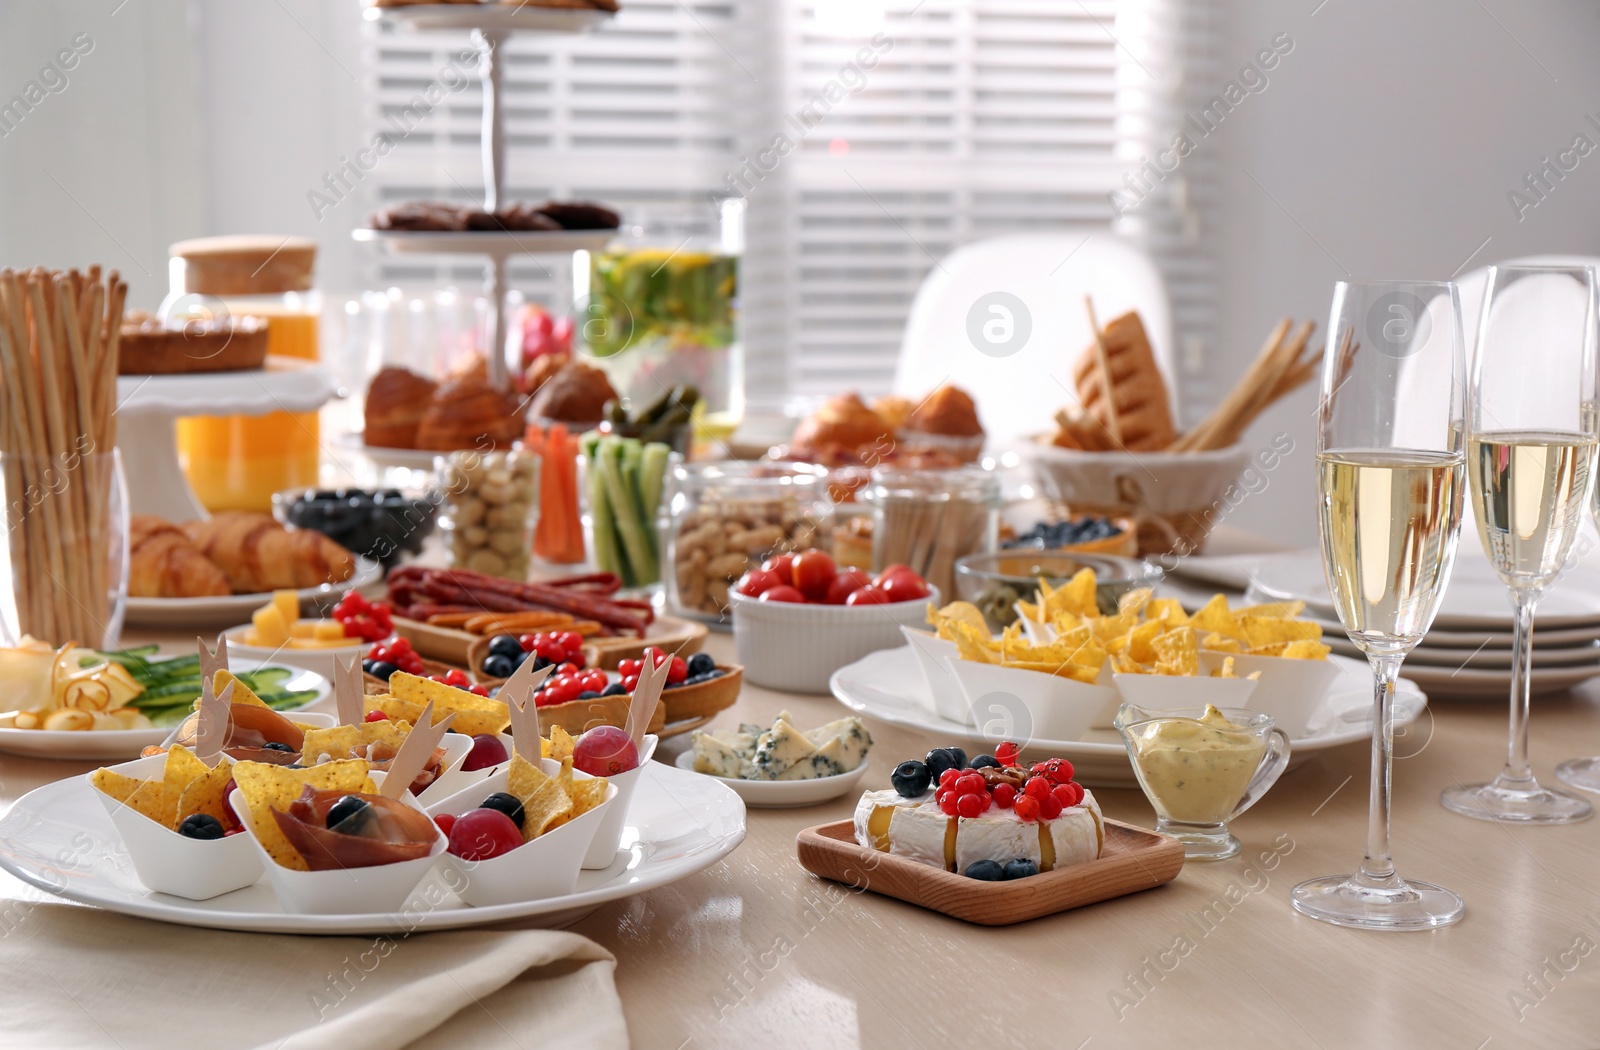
[{"left": 1237, "top": 551, "right": 1600, "bottom": 700}]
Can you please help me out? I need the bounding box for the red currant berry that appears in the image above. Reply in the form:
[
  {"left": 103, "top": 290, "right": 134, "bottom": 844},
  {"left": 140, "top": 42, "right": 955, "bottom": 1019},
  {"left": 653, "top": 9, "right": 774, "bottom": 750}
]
[
  {"left": 1023, "top": 776, "right": 1051, "bottom": 801},
  {"left": 939, "top": 767, "right": 960, "bottom": 788},
  {"left": 955, "top": 773, "right": 985, "bottom": 796},
  {"left": 939, "top": 793, "right": 959, "bottom": 816},
  {"left": 993, "top": 783, "right": 1017, "bottom": 808},
  {"left": 1051, "top": 783, "right": 1078, "bottom": 808},
  {"left": 1013, "top": 796, "right": 1041, "bottom": 821},
  {"left": 995, "top": 741, "right": 1020, "bottom": 766},
  {"left": 1039, "top": 794, "right": 1064, "bottom": 820},
  {"left": 956, "top": 793, "right": 985, "bottom": 818}
]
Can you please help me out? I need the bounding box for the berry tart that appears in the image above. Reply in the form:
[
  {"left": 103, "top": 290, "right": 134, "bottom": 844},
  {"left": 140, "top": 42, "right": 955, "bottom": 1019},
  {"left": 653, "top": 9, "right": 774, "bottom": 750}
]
[{"left": 853, "top": 741, "right": 1103, "bottom": 880}]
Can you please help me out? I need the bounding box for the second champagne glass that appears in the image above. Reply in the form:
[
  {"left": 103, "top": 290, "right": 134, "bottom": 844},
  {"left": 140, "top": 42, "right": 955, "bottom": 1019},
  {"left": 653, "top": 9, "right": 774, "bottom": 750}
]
[
  {"left": 1444, "top": 265, "right": 1598, "bottom": 823},
  {"left": 1291, "top": 280, "right": 1467, "bottom": 930}
]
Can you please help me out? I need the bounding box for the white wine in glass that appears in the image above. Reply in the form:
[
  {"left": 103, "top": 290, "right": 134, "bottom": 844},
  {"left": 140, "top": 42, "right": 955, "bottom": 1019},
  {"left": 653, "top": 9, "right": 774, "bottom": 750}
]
[
  {"left": 1445, "top": 266, "right": 1597, "bottom": 824},
  {"left": 1291, "top": 280, "right": 1468, "bottom": 931}
]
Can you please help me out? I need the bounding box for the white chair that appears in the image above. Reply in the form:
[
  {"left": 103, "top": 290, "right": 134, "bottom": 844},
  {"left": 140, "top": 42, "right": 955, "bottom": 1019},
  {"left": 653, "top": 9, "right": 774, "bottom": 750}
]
[{"left": 891, "top": 233, "right": 1175, "bottom": 446}]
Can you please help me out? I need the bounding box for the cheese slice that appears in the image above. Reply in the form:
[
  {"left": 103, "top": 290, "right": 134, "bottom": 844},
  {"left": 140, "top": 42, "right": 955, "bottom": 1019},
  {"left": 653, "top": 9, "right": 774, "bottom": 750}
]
[
  {"left": 888, "top": 803, "right": 955, "bottom": 871},
  {"left": 748, "top": 717, "right": 816, "bottom": 780},
  {"left": 854, "top": 788, "right": 922, "bottom": 850},
  {"left": 955, "top": 811, "right": 1042, "bottom": 874},
  {"left": 691, "top": 732, "right": 746, "bottom": 778}
]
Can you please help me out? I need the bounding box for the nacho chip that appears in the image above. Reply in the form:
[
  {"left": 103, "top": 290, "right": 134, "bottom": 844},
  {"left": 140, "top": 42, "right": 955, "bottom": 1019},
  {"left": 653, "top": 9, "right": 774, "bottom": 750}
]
[
  {"left": 1240, "top": 615, "right": 1322, "bottom": 649},
  {"left": 929, "top": 601, "right": 990, "bottom": 639},
  {"left": 233, "top": 759, "right": 375, "bottom": 870},
  {"left": 1144, "top": 598, "right": 1189, "bottom": 626},
  {"left": 1153, "top": 626, "right": 1200, "bottom": 676},
  {"left": 1041, "top": 569, "right": 1100, "bottom": 620},
  {"left": 507, "top": 753, "right": 573, "bottom": 841},
  {"left": 1188, "top": 595, "right": 1242, "bottom": 640},
  {"left": 542, "top": 725, "right": 576, "bottom": 762},
  {"left": 1213, "top": 656, "right": 1238, "bottom": 679},
  {"left": 1201, "top": 632, "right": 1243, "bottom": 654},
  {"left": 1122, "top": 620, "right": 1166, "bottom": 665},
  {"left": 948, "top": 621, "right": 999, "bottom": 664},
  {"left": 214, "top": 670, "right": 268, "bottom": 709},
  {"left": 1006, "top": 660, "right": 1101, "bottom": 684},
  {"left": 176, "top": 761, "right": 235, "bottom": 824},
  {"left": 90, "top": 768, "right": 173, "bottom": 827},
  {"left": 568, "top": 776, "right": 609, "bottom": 818},
  {"left": 1235, "top": 600, "right": 1306, "bottom": 619},
  {"left": 302, "top": 720, "right": 411, "bottom": 764},
  {"left": 1282, "top": 639, "right": 1332, "bottom": 660},
  {"left": 1248, "top": 642, "right": 1289, "bottom": 657},
  {"left": 389, "top": 672, "right": 510, "bottom": 736},
  {"left": 1117, "top": 588, "right": 1153, "bottom": 617}
]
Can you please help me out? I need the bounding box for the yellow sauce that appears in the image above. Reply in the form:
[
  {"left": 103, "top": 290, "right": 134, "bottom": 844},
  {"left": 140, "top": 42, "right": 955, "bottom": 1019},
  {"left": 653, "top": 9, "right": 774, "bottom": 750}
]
[{"left": 1124, "top": 705, "right": 1265, "bottom": 824}]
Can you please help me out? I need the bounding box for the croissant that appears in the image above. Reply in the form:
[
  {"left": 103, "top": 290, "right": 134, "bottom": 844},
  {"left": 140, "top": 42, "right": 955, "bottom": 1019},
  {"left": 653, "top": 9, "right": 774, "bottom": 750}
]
[
  {"left": 183, "top": 512, "right": 357, "bottom": 594},
  {"left": 365, "top": 367, "right": 437, "bottom": 449},
  {"left": 128, "top": 515, "right": 232, "bottom": 598},
  {"left": 415, "top": 376, "right": 524, "bottom": 451}
]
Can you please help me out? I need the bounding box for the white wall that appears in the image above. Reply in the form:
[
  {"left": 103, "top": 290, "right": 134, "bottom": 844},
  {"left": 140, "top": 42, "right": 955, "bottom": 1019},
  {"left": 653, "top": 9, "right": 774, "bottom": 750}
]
[{"left": 1206, "top": 0, "right": 1600, "bottom": 539}]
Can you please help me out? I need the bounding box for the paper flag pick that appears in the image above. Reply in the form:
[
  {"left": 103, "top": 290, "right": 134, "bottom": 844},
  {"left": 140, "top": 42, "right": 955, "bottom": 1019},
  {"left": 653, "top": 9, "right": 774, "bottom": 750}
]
[
  {"left": 333, "top": 652, "right": 364, "bottom": 726},
  {"left": 506, "top": 688, "right": 542, "bottom": 763},
  {"left": 379, "top": 700, "right": 455, "bottom": 799},
  {"left": 626, "top": 651, "right": 670, "bottom": 751},
  {"left": 198, "top": 635, "right": 229, "bottom": 684},
  {"left": 194, "top": 678, "right": 235, "bottom": 766},
  {"left": 498, "top": 653, "right": 553, "bottom": 714}
]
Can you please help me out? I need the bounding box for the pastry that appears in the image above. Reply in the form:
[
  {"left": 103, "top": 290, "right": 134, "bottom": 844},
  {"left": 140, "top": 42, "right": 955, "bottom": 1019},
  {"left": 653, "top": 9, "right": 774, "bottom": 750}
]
[
  {"left": 872, "top": 395, "right": 914, "bottom": 432},
  {"left": 415, "top": 375, "right": 525, "bottom": 451},
  {"left": 364, "top": 366, "right": 438, "bottom": 449},
  {"left": 520, "top": 350, "right": 570, "bottom": 398},
  {"left": 183, "top": 512, "right": 357, "bottom": 594},
  {"left": 128, "top": 515, "right": 232, "bottom": 598},
  {"left": 370, "top": 202, "right": 468, "bottom": 231},
  {"left": 788, "top": 393, "right": 893, "bottom": 464},
  {"left": 478, "top": 204, "right": 562, "bottom": 232},
  {"left": 116, "top": 311, "right": 269, "bottom": 376},
  {"left": 907, "top": 384, "right": 982, "bottom": 437},
  {"left": 528, "top": 359, "right": 618, "bottom": 426},
  {"left": 1071, "top": 311, "right": 1177, "bottom": 451},
  {"left": 536, "top": 201, "right": 621, "bottom": 230}
]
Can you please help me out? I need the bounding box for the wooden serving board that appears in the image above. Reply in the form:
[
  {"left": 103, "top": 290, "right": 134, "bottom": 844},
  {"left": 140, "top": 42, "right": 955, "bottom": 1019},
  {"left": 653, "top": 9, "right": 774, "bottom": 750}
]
[{"left": 795, "top": 818, "right": 1183, "bottom": 926}]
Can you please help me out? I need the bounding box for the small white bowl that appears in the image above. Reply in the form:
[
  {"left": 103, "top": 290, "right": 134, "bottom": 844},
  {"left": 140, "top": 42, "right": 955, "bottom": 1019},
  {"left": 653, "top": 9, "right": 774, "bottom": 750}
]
[
  {"left": 90, "top": 753, "right": 263, "bottom": 901},
  {"left": 674, "top": 750, "right": 870, "bottom": 808},
  {"left": 946, "top": 658, "right": 1112, "bottom": 743},
  {"left": 221, "top": 625, "right": 367, "bottom": 680},
  {"left": 899, "top": 627, "right": 974, "bottom": 724},
  {"left": 585, "top": 734, "right": 658, "bottom": 868},
  {"left": 1197, "top": 651, "right": 1341, "bottom": 738},
  {"left": 428, "top": 759, "right": 617, "bottom": 906},
  {"left": 415, "top": 731, "right": 513, "bottom": 805},
  {"left": 229, "top": 771, "right": 445, "bottom": 915},
  {"left": 729, "top": 586, "right": 940, "bottom": 694}
]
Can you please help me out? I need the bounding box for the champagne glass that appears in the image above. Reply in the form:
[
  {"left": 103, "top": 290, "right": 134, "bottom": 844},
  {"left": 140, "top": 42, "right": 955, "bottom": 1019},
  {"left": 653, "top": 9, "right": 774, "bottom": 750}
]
[
  {"left": 1444, "top": 265, "right": 1597, "bottom": 821},
  {"left": 1290, "top": 280, "right": 1467, "bottom": 930}
]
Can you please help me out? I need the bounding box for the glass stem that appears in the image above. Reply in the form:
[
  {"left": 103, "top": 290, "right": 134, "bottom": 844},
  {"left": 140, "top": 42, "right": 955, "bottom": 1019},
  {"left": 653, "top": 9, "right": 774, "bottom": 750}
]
[
  {"left": 1358, "top": 654, "right": 1402, "bottom": 887},
  {"left": 1501, "top": 591, "right": 1539, "bottom": 785}
]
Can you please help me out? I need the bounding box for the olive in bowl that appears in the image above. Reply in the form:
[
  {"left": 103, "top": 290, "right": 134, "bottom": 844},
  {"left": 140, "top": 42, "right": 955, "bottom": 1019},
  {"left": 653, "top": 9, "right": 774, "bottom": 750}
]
[{"left": 274, "top": 488, "right": 438, "bottom": 568}]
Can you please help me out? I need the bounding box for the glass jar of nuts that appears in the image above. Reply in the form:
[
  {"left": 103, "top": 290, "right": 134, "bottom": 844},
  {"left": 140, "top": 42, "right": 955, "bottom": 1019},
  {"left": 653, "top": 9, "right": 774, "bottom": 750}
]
[
  {"left": 437, "top": 450, "right": 539, "bottom": 580},
  {"left": 665, "top": 460, "right": 830, "bottom": 622}
]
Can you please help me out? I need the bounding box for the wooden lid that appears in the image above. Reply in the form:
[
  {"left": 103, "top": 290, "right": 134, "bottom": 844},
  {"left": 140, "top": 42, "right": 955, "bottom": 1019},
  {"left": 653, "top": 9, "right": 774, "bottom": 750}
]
[{"left": 169, "top": 235, "right": 317, "bottom": 295}]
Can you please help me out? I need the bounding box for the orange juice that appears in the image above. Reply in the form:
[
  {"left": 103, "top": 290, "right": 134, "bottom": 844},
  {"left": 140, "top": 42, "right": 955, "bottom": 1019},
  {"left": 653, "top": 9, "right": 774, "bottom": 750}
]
[{"left": 176, "top": 307, "right": 320, "bottom": 512}]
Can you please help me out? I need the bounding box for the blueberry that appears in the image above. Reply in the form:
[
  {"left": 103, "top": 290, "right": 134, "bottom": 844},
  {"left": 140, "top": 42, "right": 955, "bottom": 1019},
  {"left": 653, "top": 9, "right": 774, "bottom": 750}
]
[
  {"left": 325, "top": 795, "right": 370, "bottom": 831},
  {"left": 947, "top": 747, "right": 968, "bottom": 770},
  {"left": 368, "top": 660, "right": 399, "bottom": 681},
  {"left": 481, "top": 791, "right": 525, "bottom": 829},
  {"left": 704, "top": 668, "right": 726, "bottom": 679},
  {"left": 361, "top": 659, "right": 376, "bottom": 675},
  {"left": 487, "top": 634, "right": 523, "bottom": 659},
  {"left": 601, "top": 682, "right": 628, "bottom": 697},
  {"left": 261, "top": 741, "right": 294, "bottom": 753},
  {"left": 178, "top": 814, "right": 225, "bottom": 840},
  {"left": 890, "top": 759, "right": 932, "bottom": 798},
  {"left": 924, "top": 748, "right": 962, "bottom": 785},
  {"left": 687, "top": 652, "right": 716, "bottom": 677},
  {"left": 511, "top": 649, "right": 532, "bottom": 668},
  {"left": 970, "top": 754, "right": 999, "bottom": 770},
  {"left": 532, "top": 655, "right": 553, "bottom": 672},
  {"left": 965, "top": 860, "right": 1005, "bottom": 881},
  {"left": 577, "top": 690, "right": 602, "bottom": 700},
  {"left": 663, "top": 679, "right": 684, "bottom": 690},
  {"left": 482, "top": 654, "right": 516, "bottom": 679},
  {"left": 1002, "top": 858, "right": 1039, "bottom": 880}
]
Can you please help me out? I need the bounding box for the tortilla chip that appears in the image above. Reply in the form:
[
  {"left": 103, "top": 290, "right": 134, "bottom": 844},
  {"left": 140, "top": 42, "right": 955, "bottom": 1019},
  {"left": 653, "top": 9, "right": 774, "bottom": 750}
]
[
  {"left": 949, "top": 622, "right": 999, "bottom": 664},
  {"left": 90, "top": 768, "right": 172, "bottom": 827},
  {"left": 214, "top": 670, "right": 267, "bottom": 709},
  {"left": 507, "top": 754, "right": 573, "bottom": 841},
  {"left": 568, "top": 776, "right": 609, "bottom": 818},
  {"left": 1235, "top": 600, "right": 1306, "bottom": 619},
  {"left": 1006, "top": 660, "right": 1101, "bottom": 683},
  {"left": 233, "top": 759, "right": 375, "bottom": 870},
  {"left": 1282, "top": 639, "right": 1332, "bottom": 660},
  {"left": 1043, "top": 569, "right": 1099, "bottom": 620},
  {"left": 1188, "top": 595, "right": 1242, "bottom": 640},
  {"left": 1240, "top": 615, "right": 1322, "bottom": 649},
  {"left": 1117, "top": 588, "right": 1153, "bottom": 617},
  {"left": 1201, "top": 632, "right": 1243, "bottom": 654},
  {"left": 930, "top": 601, "right": 990, "bottom": 638},
  {"left": 389, "top": 671, "right": 510, "bottom": 736},
  {"left": 543, "top": 725, "right": 576, "bottom": 762},
  {"left": 176, "top": 761, "right": 235, "bottom": 824},
  {"left": 1153, "top": 626, "right": 1200, "bottom": 676},
  {"left": 1144, "top": 598, "right": 1189, "bottom": 626},
  {"left": 302, "top": 720, "right": 411, "bottom": 764},
  {"left": 1123, "top": 620, "right": 1166, "bottom": 665},
  {"left": 1213, "top": 656, "right": 1238, "bottom": 679}
]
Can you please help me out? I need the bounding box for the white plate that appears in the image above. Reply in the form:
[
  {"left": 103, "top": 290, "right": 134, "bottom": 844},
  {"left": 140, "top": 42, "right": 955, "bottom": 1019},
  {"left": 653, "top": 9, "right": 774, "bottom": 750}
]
[
  {"left": 1413, "top": 623, "right": 1600, "bottom": 649},
  {"left": 351, "top": 228, "right": 615, "bottom": 256},
  {"left": 0, "top": 660, "right": 331, "bottom": 761},
  {"left": 331, "top": 430, "right": 458, "bottom": 473},
  {"left": 124, "top": 558, "right": 382, "bottom": 629},
  {"left": 1249, "top": 551, "right": 1600, "bottom": 630},
  {"left": 673, "top": 751, "right": 870, "bottom": 808},
  {"left": 0, "top": 760, "right": 744, "bottom": 934},
  {"left": 363, "top": 3, "right": 614, "bottom": 33},
  {"left": 829, "top": 647, "right": 1427, "bottom": 788},
  {"left": 1322, "top": 634, "right": 1600, "bottom": 669},
  {"left": 1383, "top": 661, "right": 1600, "bottom": 701}
]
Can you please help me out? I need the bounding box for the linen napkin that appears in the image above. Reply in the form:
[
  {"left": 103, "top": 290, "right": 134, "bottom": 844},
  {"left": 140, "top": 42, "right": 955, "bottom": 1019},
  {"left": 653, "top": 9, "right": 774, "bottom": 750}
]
[{"left": 0, "top": 901, "right": 629, "bottom": 1050}]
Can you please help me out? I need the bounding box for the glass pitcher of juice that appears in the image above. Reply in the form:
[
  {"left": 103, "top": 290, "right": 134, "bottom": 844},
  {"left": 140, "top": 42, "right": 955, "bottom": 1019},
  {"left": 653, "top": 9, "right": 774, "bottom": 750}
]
[
  {"left": 580, "top": 198, "right": 744, "bottom": 447},
  {"left": 166, "top": 236, "right": 322, "bottom": 513}
]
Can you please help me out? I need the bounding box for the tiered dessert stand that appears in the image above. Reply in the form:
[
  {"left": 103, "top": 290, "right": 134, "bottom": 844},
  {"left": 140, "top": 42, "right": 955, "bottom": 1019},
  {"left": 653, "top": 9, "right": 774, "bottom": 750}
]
[{"left": 355, "top": 4, "right": 618, "bottom": 390}]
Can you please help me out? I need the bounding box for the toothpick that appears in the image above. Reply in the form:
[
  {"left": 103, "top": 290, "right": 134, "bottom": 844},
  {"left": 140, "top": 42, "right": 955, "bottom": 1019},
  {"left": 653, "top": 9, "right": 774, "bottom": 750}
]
[
  {"left": 626, "top": 652, "right": 670, "bottom": 751},
  {"left": 380, "top": 700, "right": 454, "bottom": 799},
  {"left": 333, "top": 652, "right": 364, "bottom": 726},
  {"left": 506, "top": 689, "right": 543, "bottom": 763},
  {"left": 198, "top": 635, "right": 229, "bottom": 685},
  {"left": 194, "top": 678, "right": 234, "bottom": 766}
]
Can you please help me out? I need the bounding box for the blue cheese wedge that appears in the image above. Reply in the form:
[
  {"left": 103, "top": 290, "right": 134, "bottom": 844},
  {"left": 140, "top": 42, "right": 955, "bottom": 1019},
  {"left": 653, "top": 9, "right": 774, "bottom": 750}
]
[
  {"left": 690, "top": 732, "right": 747, "bottom": 777},
  {"left": 749, "top": 717, "right": 817, "bottom": 779},
  {"left": 694, "top": 712, "right": 873, "bottom": 781}
]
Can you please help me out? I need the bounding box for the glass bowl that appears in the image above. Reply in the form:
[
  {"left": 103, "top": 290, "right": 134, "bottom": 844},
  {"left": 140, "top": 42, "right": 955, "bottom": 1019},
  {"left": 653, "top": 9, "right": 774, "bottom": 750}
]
[
  {"left": 952, "top": 550, "right": 1163, "bottom": 630},
  {"left": 272, "top": 486, "right": 440, "bottom": 569}
]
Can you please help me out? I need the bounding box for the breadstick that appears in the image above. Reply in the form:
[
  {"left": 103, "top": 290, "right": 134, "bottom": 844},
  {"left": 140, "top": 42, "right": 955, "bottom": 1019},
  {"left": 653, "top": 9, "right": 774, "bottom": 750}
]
[{"left": 1083, "top": 297, "right": 1123, "bottom": 445}]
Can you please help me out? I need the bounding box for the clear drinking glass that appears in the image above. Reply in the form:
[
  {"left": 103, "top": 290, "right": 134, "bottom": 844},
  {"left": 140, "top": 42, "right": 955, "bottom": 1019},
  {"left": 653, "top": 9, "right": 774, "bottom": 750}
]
[
  {"left": 1290, "top": 280, "right": 1468, "bottom": 930},
  {"left": 1447, "top": 265, "right": 1600, "bottom": 816}
]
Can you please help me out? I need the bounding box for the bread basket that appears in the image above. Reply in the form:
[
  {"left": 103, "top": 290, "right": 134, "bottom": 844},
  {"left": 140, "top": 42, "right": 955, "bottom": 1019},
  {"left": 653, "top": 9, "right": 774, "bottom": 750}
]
[{"left": 1022, "top": 442, "right": 1252, "bottom": 557}]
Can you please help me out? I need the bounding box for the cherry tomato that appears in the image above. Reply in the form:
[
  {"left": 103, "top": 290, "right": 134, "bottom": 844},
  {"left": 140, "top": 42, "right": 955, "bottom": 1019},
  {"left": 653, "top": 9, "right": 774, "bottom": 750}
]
[
  {"left": 791, "top": 550, "right": 838, "bottom": 601},
  {"left": 620, "top": 673, "right": 640, "bottom": 692},
  {"left": 617, "top": 658, "right": 642, "bottom": 677},
  {"left": 518, "top": 633, "right": 541, "bottom": 652},
  {"left": 846, "top": 586, "right": 892, "bottom": 606},
  {"left": 760, "top": 585, "right": 808, "bottom": 603},
  {"left": 826, "top": 568, "right": 872, "bottom": 605},
  {"left": 761, "top": 553, "right": 797, "bottom": 587},
  {"left": 877, "top": 570, "right": 931, "bottom": 603},
  {"left": 736, "top": 568, "right": 781, "bottom": 598},
  {"left": 667, "top": 655, "right": 688, "bottom": 684}
]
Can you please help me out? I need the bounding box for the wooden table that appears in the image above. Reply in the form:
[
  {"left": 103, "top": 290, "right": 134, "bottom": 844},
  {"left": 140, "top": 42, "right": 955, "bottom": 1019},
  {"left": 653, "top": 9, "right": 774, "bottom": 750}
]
[{"left": 6, "top": 635, "right": 1600, "bottom": 1048}]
